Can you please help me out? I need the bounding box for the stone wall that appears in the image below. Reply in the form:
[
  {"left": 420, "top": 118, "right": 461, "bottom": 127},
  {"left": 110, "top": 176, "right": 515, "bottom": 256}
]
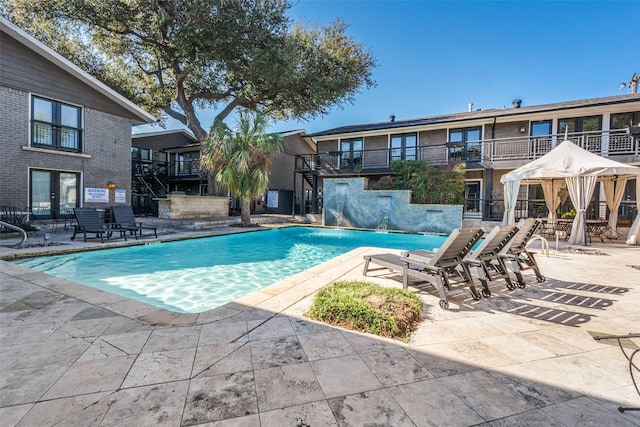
[
  {"left": 157, "top": 195, "right": 228, "bottom": 219},
  {"left": 323, "top": 177, "right": 463, "bottom": 234}
]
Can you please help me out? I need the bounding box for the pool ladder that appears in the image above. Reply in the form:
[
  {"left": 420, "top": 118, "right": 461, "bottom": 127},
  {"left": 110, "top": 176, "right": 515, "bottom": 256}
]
[{"left": 0, "top": 220, "right": 28, "bottom": 248}]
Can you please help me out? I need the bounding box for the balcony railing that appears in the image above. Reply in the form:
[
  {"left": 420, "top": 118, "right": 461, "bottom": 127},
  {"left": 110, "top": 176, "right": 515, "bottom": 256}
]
[
  {"left": 463, "top": 198, "right": 638, "bottom": 223},
  {"left": 299, "top": 129, "right": 638, "bottom": 174},
  {"left": 484, "top": 129, "right": 637, "bottom": 161},
  {"left": 31, "top": 121, "right": 82, "bottom": 152}
]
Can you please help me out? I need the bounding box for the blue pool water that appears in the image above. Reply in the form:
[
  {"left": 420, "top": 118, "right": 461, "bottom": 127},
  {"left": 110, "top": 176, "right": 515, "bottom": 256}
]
[{"left": 14, "top": 227, "right": 448, "bottom": 313}]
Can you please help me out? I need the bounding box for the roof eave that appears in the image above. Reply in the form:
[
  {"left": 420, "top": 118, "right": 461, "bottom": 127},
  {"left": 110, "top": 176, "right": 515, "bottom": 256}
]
[{"left": 1, "top": 17, "right": 157, "bottom": 124}]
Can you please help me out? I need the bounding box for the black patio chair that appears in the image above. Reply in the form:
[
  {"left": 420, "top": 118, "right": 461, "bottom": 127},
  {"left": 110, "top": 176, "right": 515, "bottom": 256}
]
[
  {"left": 72, "top": 207, "right": 126, "bottom": 243},
  {"left": 110, "top": 205, "right": 157, "bottom": 239}
]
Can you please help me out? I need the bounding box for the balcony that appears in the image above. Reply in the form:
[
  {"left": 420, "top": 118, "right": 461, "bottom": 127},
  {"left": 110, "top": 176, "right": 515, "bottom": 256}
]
[{"left": 299, "top": 129, "right": 638, "bottom": 175}]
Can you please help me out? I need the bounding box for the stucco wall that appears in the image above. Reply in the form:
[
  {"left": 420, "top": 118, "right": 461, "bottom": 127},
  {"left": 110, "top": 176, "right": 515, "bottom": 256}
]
[{"left": 323, "top": 177, "right": 463, "bottom": 234}]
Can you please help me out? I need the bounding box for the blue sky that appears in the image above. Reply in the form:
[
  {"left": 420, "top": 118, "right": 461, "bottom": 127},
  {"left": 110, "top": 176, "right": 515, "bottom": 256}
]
[{"left": 139, "top": 0, "right": 639, "bottom": 135}]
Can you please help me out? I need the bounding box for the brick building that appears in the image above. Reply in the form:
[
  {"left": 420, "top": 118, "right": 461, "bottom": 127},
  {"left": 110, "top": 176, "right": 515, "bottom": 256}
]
[{"left": 0, "top": 17, "right": 155, "bottom": 218}]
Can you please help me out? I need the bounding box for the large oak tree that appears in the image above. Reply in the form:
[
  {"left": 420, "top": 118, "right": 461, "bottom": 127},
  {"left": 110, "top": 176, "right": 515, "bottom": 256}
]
[{"left": 2, "top": 0, "right": 376, "bottom": 141}]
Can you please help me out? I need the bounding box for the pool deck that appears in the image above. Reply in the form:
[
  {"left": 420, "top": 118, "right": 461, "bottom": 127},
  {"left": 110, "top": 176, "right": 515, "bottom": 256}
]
[{"left": 1, "top": 220, "right": 640, "bottom": 426}]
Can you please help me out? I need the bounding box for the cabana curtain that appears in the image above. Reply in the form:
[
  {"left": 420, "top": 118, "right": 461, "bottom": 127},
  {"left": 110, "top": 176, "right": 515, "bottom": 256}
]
[
  {"left": 565, "top": 176, "right": 597, "bottom": 245},
  {"left": 627, "top": 178, "right": 640, "bottom": 245},
  {"left": 500, "top": 140, "right": 640, "bottom": 246},
  {"left": 541, "top": 180, "right": 564, "bottom": 219},
  {"left": 602, "top": 177, "right": 628, "bottom": 233},
  {"left": 503, "top": 180, "right": 520, "bottom": 225}
]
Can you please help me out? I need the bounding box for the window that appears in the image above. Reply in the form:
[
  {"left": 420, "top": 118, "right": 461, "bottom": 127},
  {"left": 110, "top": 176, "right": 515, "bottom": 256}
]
[
  {"left": 340, "top": 138, "right": 363, "bottom": 168},
  {"left": 611, "top": 112, "right": 640, "bottom": 129},
  {"left": 530, "top": 120, "right": 551, "bottom": 136},
  {"left": 558, "top": 116, "right": 601, "bottom": 134},
  {"left": 31, "top": 96, "right": 82, "bottom": 152},
  {"left": 390, "top": 133, "right": 417, "bottom": 161},
  {"left": 448, "top": 127, "right": 482, "bottom": 161}
]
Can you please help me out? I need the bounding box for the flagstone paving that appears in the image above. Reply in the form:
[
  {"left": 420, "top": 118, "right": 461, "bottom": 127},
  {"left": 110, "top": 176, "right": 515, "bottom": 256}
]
[{"left": 1, "top": 224, "right": 639, "bottom": 426}]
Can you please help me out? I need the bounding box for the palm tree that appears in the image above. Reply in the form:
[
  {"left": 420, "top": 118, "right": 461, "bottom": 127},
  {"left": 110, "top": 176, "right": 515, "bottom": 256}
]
[{"left": 200, "top": 110, "right": 283, "bottom": 226}]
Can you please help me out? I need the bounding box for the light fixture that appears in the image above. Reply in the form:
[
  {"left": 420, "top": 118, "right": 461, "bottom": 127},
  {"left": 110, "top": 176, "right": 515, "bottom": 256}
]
[
  {"left": 519, "top": 126, "right": 527, "bottom": 133},
  {"left": 107, "top": 181, "right": 116, "bottom": 189}
]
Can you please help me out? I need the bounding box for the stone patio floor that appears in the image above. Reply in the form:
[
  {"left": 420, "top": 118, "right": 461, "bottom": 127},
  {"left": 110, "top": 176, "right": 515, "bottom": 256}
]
[{"left": 1, "top": 222, "right": 639, "bottom": 426}]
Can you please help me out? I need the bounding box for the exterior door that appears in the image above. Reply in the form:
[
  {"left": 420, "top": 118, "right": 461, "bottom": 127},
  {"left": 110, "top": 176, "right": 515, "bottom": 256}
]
[
  {"left": 390, "top": 133, "right": 417, "bottom": 161},
  {"left": 30, "top": 169, "right": 79, "bottom": 218},
  {"left": 530, "top": 120, "right": 552, "bottom": 156},
  {"left": 464, "top": 180, "right": 482, "bottom": 216},
  {"left": 340, "top": 139, "right": 363, "bottom": 168}
]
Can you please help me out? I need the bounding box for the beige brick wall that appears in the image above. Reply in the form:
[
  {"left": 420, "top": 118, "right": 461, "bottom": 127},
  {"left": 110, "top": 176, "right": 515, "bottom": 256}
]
[{"left": 158, "top": 195, "right": 228, "bottom": 219}]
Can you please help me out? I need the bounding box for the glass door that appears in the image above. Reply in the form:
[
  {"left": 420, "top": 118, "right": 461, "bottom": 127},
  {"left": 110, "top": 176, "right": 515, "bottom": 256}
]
[
  {"left": 530, "top": 120, "right": 552, "bottom": 156},
  {"left": 30, "top": 170, "right": 79, "bottom": 218},
  {"left": 464, "top": 180, "right": 482, "bottom": 216},
  {"left": 340, "top": 139, "right": 363, "bottom": 168},
  {"left": 31, "top": 170, "right": 52, "bottom": 216}
]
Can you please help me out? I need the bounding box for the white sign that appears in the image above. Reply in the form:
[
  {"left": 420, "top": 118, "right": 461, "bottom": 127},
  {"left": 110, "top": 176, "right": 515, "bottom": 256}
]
[
  {"left": 267, "top": 190, "right": 279, "bottom": 208},
  {"left": 115, "top": 189, "right": 127, "bottom": 203},
  {"left": 84, "top": 188, "right": 109, "bottom": 203}
]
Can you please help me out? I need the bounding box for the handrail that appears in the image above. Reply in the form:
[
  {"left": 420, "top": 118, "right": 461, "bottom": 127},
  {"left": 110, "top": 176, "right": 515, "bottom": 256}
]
[
  {"left": 527, "top": 234, "right": 550, "bottom": 257},
  {"left": 0, "top": 220, "right": 28, "bottom": 248},
  {"left": 297, "top": 129, "right": 637, "bottom": 171}
]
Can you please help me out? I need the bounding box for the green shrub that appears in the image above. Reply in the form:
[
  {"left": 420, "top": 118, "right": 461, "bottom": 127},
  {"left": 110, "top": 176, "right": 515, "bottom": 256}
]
[
  {"left": 376, "top": 160, "right": 466, "bottom": 205},
  {"left": 306, "top": 280, "right": 423, "bottom": 341}
]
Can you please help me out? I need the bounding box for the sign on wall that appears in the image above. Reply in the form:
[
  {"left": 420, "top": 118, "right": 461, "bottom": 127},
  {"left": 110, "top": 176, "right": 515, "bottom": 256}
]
[
  {"left": 115, "top": 189, "right": 127, "bottom": 203},
  {"left": 84, "top": 188, "right": 109, "bottom": 203},
  {"left": 267, "top": 190, "right": 279, "bottom": 208}
]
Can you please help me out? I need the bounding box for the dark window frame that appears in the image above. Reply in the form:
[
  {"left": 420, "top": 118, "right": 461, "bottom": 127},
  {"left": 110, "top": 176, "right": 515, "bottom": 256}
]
[
  {"left": 390, "top": 133, "right": 418, "bottom": 161},
  {"left": 611, "top": 112, "right": 640, "bottom": 129},
  {"left": 31, "top": 96, "right": 83, "bottom": 152},
  {"left": 448, "top": 127, "right": 482, "bottom": 161},
  {"left": 557, "top": 115, "right": 602, "bottom": 134},
  {"left": 340, "top": 138, "right": 363, "bottom": 168}
]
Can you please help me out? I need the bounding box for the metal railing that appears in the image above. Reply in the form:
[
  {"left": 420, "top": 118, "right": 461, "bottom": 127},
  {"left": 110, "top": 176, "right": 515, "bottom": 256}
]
[
  {"left": 484, "top": 129, "right": 637, "bottom": 161},
  {"left": 31, "top": 121, "right": 82, "bottom": 152},
  {"left": 462, "top": 198, "right": 638, "bottom": 223},
  {"left": 300, "top": 129, "right": 638, "bottom": 174}
]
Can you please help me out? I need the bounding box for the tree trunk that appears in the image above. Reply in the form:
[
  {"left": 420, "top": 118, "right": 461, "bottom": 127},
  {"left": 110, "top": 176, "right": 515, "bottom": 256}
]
[{"left": 241, "top": 198, "right": 252, "bottom": 225}]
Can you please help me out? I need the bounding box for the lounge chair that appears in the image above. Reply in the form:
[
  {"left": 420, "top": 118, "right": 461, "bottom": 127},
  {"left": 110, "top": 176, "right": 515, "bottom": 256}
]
[
  {"left": 500, "top": 218, "right": 546, "bottom": 287},
  {"left": 71, "top": 207, "right": 126, "bottom": 243},
  {"left": 363, "top": 227, "right": 484, "bottom": 309},
  {"left": 404, "top": 225, "right": 519, "bottom": 297},
  {"left": 110, "top": 205, "right": 157, "bottom": 239},
  {"left": 463, "top": 225, "right": 519, "bottom": 293}
]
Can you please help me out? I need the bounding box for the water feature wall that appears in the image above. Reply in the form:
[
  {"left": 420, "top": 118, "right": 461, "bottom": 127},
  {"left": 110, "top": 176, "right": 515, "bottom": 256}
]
[{"left": 323, "top": 178, "right": 463, "bottom": 234}]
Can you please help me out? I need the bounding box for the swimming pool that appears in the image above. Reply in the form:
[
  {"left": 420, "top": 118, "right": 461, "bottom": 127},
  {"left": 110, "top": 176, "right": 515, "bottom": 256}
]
[{"left": 14, "top": 227, "right": 449, "bottom": 313}]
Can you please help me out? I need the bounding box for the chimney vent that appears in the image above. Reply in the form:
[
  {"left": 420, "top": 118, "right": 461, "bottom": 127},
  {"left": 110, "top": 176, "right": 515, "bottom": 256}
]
[
  {"left": 512, "top": 99, "right": 522, "bottom": 108},
  {"left": 468, "top": 102, "right": 473, "bottom": 112},
  {"left": 389, "top": 115, "right": 395, "bottom": 122}
]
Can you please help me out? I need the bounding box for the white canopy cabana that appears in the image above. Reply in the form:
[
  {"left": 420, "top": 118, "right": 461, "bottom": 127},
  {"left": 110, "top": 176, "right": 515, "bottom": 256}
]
[{"left": 500, "top": 140, "right": 640, "bottom": 245}]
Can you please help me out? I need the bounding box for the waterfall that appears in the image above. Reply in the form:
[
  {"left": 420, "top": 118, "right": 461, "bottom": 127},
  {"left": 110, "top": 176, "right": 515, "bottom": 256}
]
[
  {"left": 376, "top": 196, "right": 391, "bottom": 232},
  {"left": 335, "top": 183, "right": 349, "bottom": 228}
]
